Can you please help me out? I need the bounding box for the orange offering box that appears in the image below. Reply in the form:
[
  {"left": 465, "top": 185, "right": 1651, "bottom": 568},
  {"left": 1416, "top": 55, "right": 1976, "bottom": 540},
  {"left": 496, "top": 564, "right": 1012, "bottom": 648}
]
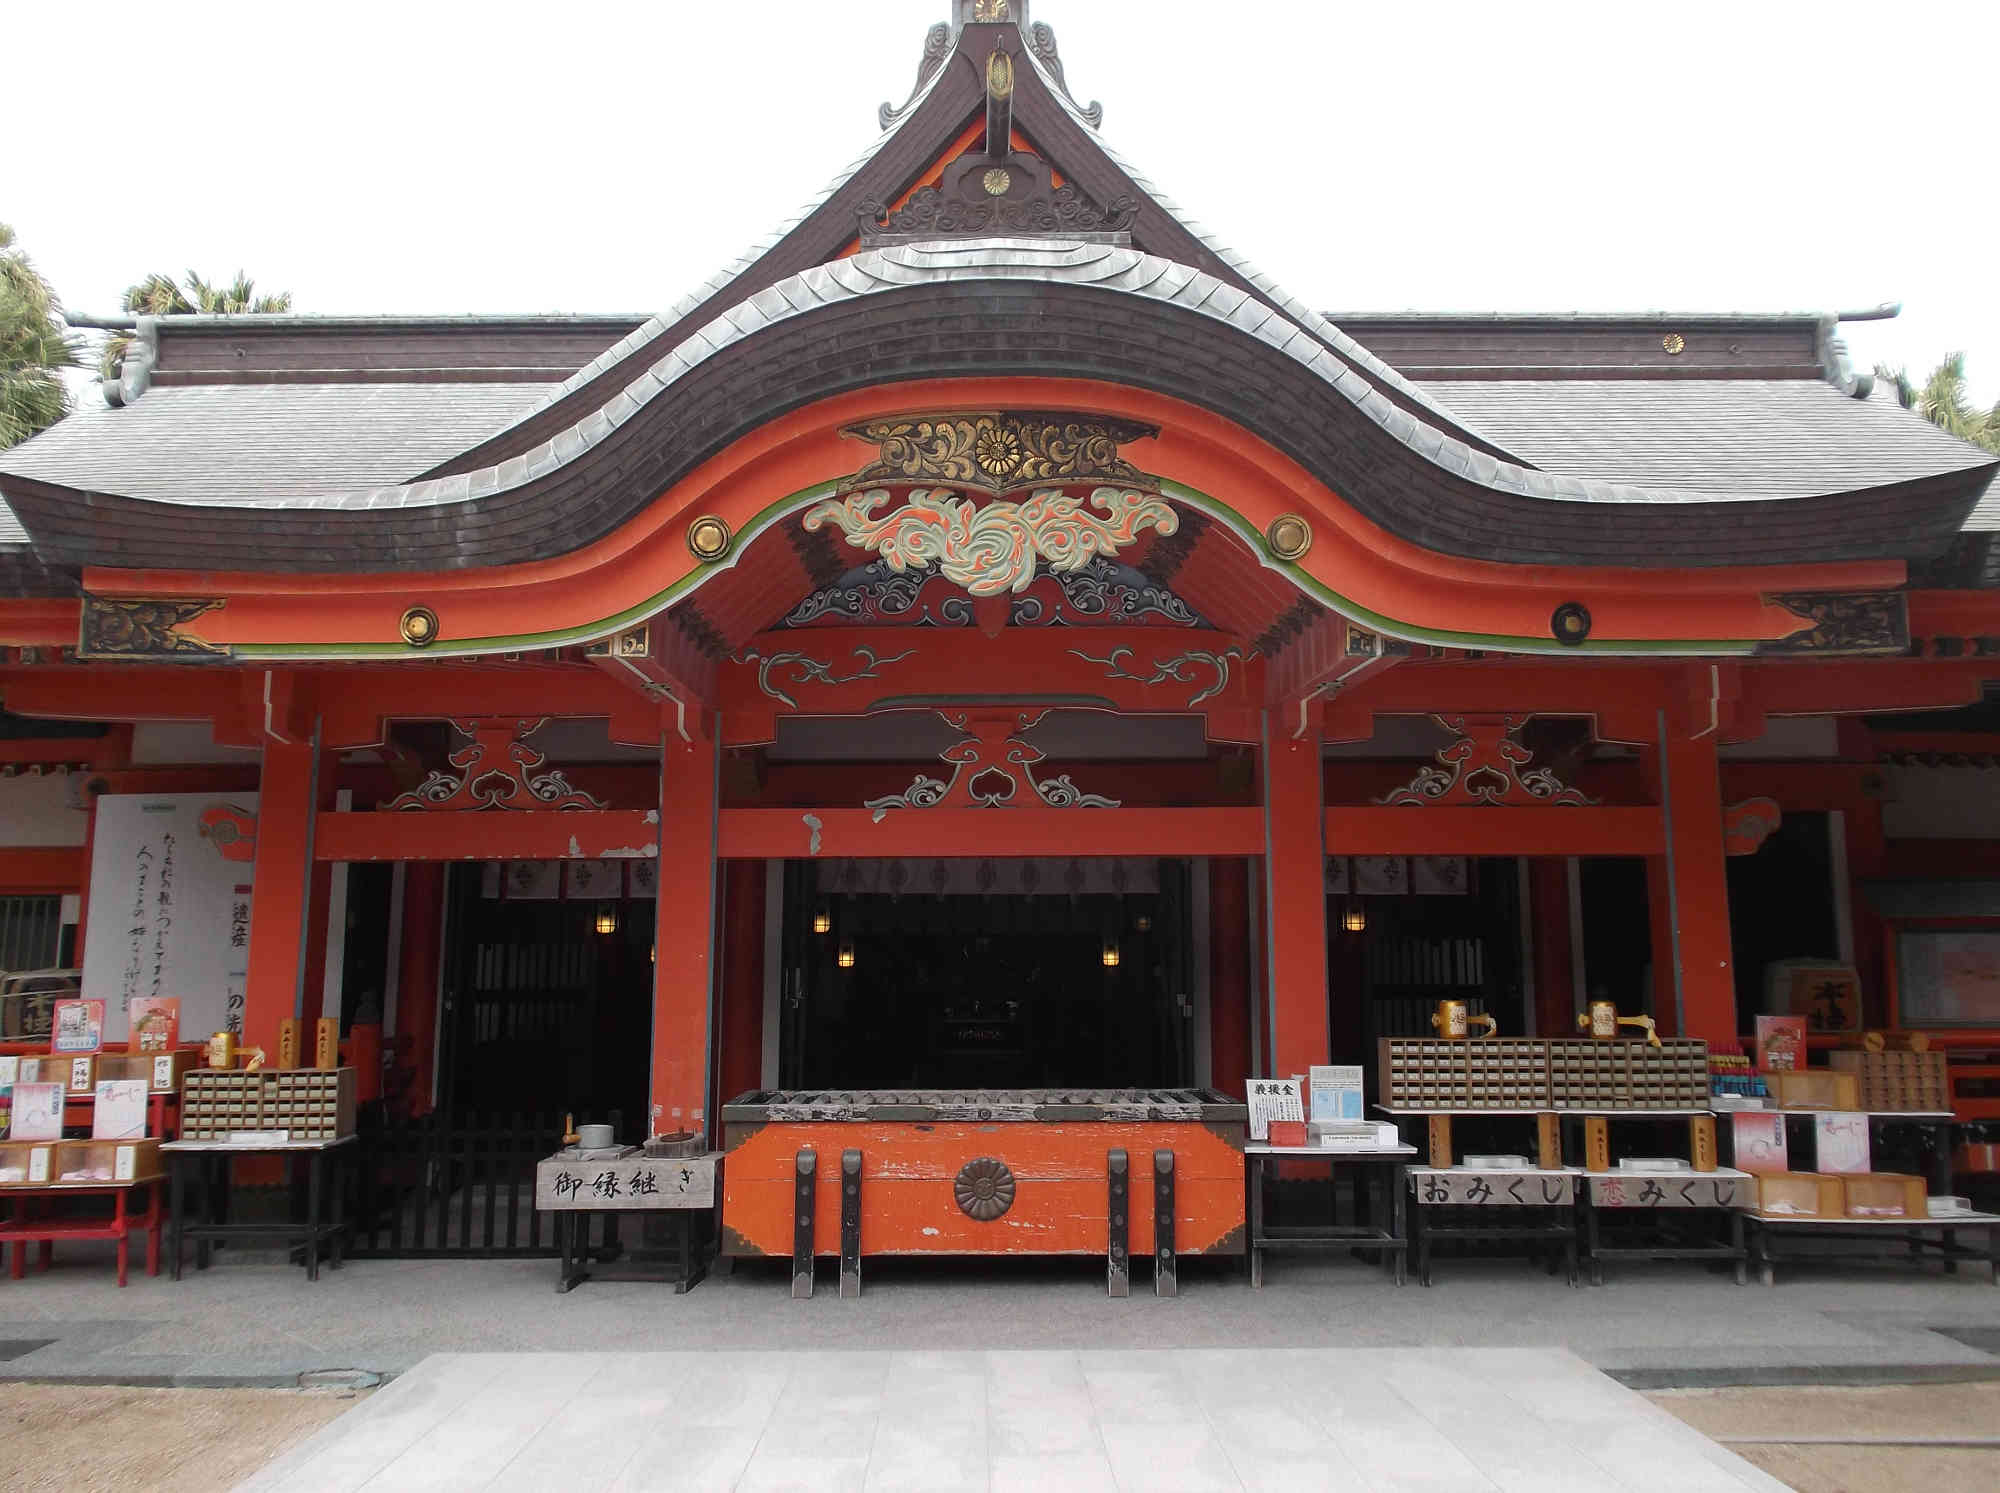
[
  {"left": 1769, "top": 1070, "right": 1861, "bottom": 1112},
  {"left": 1843, "top": 1173, "right": 1928, "bottom": 1220},
  {"left": 1754, "top": 1172, "right": 1846, "bottom": 1219}
]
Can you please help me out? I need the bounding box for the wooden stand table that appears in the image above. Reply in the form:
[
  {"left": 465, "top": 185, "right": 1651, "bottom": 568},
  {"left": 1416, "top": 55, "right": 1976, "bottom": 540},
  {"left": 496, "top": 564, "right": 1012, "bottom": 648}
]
[
  {"left": 535, "top": 1147, "right": 718, "bottom": 1294},
  {"left": 1406, "top": 1167, "right": 1581, "bottom": 1286},
  {"left": 163, "top": 1136, "right": 354, "bottom": 1283},
  {"left": 0, "top": 1178, "right": 165, "bottom": 1287},
  {"left": 1245, "top": 1142, "right": 1415, "bottom": 1287},
  {"left": 1745, "top": 1210, "right": 2000, "bottom": 1286},
  {"left": 1580, "top": 1169, "right": 1752, "bottom": 1285}
]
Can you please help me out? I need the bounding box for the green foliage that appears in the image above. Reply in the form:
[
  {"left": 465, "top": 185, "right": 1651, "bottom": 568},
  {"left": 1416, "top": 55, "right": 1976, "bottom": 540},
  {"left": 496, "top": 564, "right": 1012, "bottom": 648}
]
[
  {"left": 102, "top": 269, "right": 294, "bottom": 378},
  {"left": 0, "top": 222, "right": 82, "bottom": 451},
  {"left": 1875, "top": 352, "right": 2000, "bottom": 455}
]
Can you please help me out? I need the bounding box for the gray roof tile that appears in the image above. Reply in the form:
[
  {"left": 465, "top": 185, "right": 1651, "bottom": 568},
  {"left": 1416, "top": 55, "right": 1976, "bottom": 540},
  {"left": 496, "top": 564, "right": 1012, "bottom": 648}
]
[
  {"left": 1416, "top": 379, "right": 1994, "bottom": 502},
  {"left": 0, "top": 382, "right": 551, "bottom": 509}
]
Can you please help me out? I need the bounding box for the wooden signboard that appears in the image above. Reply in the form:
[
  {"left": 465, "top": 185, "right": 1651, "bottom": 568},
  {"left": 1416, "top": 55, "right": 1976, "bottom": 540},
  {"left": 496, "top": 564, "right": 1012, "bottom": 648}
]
[
  {"left": 1587, "top": 1173, "right": 1750, "bottom": 1209},
  {"left": 536, "top": 1152, "right": 717, "bottom": 1211},
  {"left": 1409, "top": 1169, "right": 1575, "bottom": 1206}
]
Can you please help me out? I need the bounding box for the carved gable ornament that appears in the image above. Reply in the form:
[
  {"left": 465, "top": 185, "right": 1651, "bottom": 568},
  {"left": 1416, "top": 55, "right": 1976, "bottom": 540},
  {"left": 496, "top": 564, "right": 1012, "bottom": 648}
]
[
  {"left": 807, "top": 413, "right": 1175, "bottom": 598},
  {"left": 1375, "top": 715, "right": 1597, "bottom": 808},
  {"left": 841, "top": 413, "right": 1157, "bottom": 495}
]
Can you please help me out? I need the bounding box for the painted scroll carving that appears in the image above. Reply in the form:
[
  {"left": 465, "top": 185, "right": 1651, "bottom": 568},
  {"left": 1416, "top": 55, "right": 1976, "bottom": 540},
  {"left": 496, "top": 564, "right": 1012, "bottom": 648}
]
[
  {"left": 1723, "top": 797, "right": 1782, "bottom": 856},
  {"left": 736, "top": 645, "right": 917, "bottom": 712},
  {"left": 1068, "top": 645, "right": 1244, "bottom": 708},
  {"left": 79, "top": 597, "right": 228, "bottom": 659},
  {"left": 381, "top": 718, "right": 607, "bottom": 811},
  {"left": 841, "top": 414, "right": 1157, "bottom": 494},
  {"left": 1374, "top": 715, "right": 1596, "bottom": 807},
  {"left": 803, "top": 488, "right": 1177, "bottom": 597},
  {"left": 865, "top": 709, "right": 1121, "bottom": 819}
]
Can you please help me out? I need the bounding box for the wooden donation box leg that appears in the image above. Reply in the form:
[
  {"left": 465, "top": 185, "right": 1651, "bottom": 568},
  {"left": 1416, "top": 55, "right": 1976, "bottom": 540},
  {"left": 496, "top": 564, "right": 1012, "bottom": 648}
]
[
  {"left": 1584, "top": 1118, "right": 1611, "bottom": 1174},
  {"left": 1428, "top": 1116, "right": 1454, "bottom": 1169},
  {"left": 1538, "top": 1114, "right": 1564, "bottom": 1171},
  {"left": 1690, "top": 1115, "right": 1718, "bottom": 1173},
  {"left": 1107, "top": 1149, "right": 1130, "bottom": 1298},
  {"left": 1154, "top": 1149, "right": 1177, "bottom": 1299},
  {"left": 792, "top": 1148, "right": 816, "bottom": 1300},
  {"left": 839, "top": 1149, "right": 863, "bottom": 1301}
]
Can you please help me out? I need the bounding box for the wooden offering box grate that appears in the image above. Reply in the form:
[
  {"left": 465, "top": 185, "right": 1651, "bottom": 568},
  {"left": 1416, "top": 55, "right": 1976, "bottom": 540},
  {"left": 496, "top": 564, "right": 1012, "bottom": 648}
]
[
  {"left": 179, "top": 1068, "right": 357, "bottom": 1142},
  {"left": 1828, "top": 1051, "right": 1951, "bottom": 1114},
  {"left": 1379, "top": 1039, "right": 1710, "bottom": 1110}
]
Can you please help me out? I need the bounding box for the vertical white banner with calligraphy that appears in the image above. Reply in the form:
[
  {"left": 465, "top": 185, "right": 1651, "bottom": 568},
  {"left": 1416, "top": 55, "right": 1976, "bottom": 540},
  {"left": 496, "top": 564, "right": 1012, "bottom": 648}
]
[{"left": 80, "top": 793, "right": 259, "bottom": 1043}]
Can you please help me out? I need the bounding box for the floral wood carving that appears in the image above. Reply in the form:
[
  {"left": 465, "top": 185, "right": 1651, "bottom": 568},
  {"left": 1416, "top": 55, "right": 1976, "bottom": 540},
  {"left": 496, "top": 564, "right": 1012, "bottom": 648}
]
[
  {"left": 79, "top": 597, "right": 227, "bottom": 659},
  {"left": 780, "top": 557, "right": 1206, "bottom": 630},
  {"left": 842, "top": 414, "right": 1157, "bottom": 494},
  {"left": 955, "top": 1157, "right": 1017, "bottom": 1221},
  {"left": 381, "top": 718, "right": 607, "bottom": 811},
  {"left": 866, "top": 710, "right": 1121, "bottom": 820},
  {"left": 804, "top": 488, "right": 1177, "bottom": 597},
  {"left": 1374, "top": 715, "right": 1597, "bottom": 807},
  {"left": 1723, "top": 797, "right": 1783, "bottom": 856},
  {"left": 1761, "top": 592, "right": 1908, "bottom": 654},
  {"left": 1068, "top": 646, "right": 1245, "bottom": 708},
  {"left": 860, "top": 180, "right": 1136, "bottom": 239},
  {"left": 735, "top": 645, "right": 918, "bottom": 712}
]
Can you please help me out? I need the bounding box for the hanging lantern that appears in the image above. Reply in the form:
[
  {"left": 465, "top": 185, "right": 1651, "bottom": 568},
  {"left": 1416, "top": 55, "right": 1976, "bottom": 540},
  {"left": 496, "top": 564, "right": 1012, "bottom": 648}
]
[
  {"left": 1133, "top": 913, "right": 1153, "bottom": 934},
  {"left": 1101, "top": 937, "right": 1121, "bottom": 968},
  {"left": 595, "top": 905, "right": 619, "bottom": 936},
  {"left": 1343, "top": 902, "right": 1367, "bottom": 934},
  {"left": 837, "top": 940, "right": 857, "bottom": 970},
  {"left": 812, "top": 908, "right": 832, "bottom": 935}
]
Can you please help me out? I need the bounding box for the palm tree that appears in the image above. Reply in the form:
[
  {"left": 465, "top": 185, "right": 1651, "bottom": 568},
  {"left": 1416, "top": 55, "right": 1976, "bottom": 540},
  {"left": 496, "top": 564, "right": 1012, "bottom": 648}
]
[
  {"left": 100, "top": 269, "right": 294, "bottom": 378},
  {"left": 0, "top": 222, "right": 82, "bottom": 450},
  {"left": 1876, "top": 352, "right": 2000, "bottom": 455}
]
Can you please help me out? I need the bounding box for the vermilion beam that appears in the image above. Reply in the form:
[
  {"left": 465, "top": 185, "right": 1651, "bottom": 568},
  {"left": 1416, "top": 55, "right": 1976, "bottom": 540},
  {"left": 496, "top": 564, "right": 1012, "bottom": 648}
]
[{"left": 715, "top": 807, "right": 1266, "bottom": 860}]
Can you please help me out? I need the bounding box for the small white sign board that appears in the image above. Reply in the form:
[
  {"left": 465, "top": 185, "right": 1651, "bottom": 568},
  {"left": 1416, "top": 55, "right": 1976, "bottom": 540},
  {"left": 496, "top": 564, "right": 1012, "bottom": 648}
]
[
  {"left": 536, "top": 1153, "right": 717, "bottom": 1211},
  {"left": 1246, "top": 1078, "right": 1302, "bottom": 1141}
]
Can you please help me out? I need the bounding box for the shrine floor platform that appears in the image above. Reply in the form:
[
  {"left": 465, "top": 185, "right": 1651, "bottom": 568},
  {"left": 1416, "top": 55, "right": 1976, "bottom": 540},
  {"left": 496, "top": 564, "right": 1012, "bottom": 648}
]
[
  {"left": 7, "top": 1249, "right": 2000, "bottom": 1389},
  {"left": 234, "top": 1347, "right": 1793, "bottom": 1492}
]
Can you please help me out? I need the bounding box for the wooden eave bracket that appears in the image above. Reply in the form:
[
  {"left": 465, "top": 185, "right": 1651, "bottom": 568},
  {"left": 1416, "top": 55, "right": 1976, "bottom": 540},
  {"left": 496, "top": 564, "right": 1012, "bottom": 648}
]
[{"left": 585, "top": 620, "right": 714, "bottom": 745}]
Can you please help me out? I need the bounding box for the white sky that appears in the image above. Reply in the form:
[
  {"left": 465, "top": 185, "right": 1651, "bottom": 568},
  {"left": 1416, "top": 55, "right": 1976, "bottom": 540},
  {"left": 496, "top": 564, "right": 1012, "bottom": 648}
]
[{"left": 8, "top": 0, "right": 1997, "bottom": 401}]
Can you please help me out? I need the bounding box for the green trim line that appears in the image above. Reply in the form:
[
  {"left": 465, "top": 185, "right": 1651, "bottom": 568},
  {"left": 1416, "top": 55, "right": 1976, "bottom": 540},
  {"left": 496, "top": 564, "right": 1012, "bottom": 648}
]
[
  {"left": 1151, "top": 480, "right": 1759, "bottom": 657},
  {"left": 232, "top": 480, "right": 844, "bottom": 662},
  {"left": 230, "top": 474, "right": 1762, "bottom": 660}
]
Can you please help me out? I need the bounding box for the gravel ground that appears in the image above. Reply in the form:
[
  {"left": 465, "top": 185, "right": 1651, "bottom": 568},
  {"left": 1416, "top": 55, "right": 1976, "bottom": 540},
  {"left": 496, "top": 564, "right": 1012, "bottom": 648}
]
[
  {"left": 0, "top": 1385, "right": 366, "bottom": 1493},
  {"left": 1651, "top": 1382, "right": 2000, "bottom": 1493}
]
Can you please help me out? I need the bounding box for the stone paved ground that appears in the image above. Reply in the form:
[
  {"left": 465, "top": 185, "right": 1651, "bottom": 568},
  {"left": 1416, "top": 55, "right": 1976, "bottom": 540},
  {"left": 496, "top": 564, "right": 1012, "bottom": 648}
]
[{"left": 2, "top": 1245, "right": 1999, "bottom": 1386}]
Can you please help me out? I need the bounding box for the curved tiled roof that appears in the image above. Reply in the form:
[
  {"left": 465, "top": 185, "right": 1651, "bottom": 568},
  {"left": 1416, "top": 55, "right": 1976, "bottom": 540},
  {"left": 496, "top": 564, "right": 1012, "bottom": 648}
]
[{"left": 4, "top": 238, "right": 1990, "bottom": 578}]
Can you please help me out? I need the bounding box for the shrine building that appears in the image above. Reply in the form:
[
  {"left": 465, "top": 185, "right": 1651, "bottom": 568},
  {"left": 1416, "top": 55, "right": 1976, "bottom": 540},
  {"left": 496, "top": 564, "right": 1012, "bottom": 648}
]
[{"left": 3, "top": 2, "right": 1999, "bottom": 1264}]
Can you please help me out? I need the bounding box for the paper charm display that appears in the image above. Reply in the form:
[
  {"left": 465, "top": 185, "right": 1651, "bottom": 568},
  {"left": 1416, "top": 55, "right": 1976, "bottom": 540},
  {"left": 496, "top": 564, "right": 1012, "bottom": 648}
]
[
  {"left": 9, "top": 1082, "right": 65, "bottom": 1142},
  {"left": 1730, "top": 1113, "right": 1789, "bottom": 1175},
  {"left": 51, "top": 998, "right": 106, "bottom": 1054},
  {"left": 1814, "top": 1113, "right": 1872, "bottom": 1174}
]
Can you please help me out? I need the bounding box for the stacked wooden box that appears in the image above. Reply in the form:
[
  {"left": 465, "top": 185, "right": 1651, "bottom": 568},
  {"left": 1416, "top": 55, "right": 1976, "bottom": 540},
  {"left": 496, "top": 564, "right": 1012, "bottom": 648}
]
[
  {"left": 1378, "top": 1038, "right": 1710, "bottom": 1110},
  {"left": 1827, "top": 1051, "right": 1951, "bottom": 1113},
  {"left": 179, "top": 1068, "right": 356, "bottom": 1142}
]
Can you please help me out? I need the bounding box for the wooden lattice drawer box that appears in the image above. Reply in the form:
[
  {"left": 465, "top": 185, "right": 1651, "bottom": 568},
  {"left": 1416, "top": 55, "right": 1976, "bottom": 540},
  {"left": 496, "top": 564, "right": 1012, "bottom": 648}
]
[{"left": 179, "top": 1068, "right": 356, "bottom": 1141}]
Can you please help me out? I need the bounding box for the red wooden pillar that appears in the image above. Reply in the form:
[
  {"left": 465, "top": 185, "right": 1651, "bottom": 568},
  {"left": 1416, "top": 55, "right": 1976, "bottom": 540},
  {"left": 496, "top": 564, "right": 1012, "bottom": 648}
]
[
  {"left": 1653, "top": 726, "right": 1735, "bottom": 1042},
  {"left": 396, "top": 862, "right": 446, "bottom": 1115},
  {"left": 1529, "top": 858, "right": 1576, "bottom": 1037},
  {"left": 1264, "top": 714, "right": 1329, "bottom": 1079},
  {"left": 651, "top": 727, "right": 720, "bottom": 1138},
  {"left": 716, "top": 859, "right": 766, "bottom": 1106},
  {"left": 241, "top": 736, "right": 321, "bottom": 1059},
  {"left": 1208, "top": 857, "right": 1252, "bottom": 1096}
]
